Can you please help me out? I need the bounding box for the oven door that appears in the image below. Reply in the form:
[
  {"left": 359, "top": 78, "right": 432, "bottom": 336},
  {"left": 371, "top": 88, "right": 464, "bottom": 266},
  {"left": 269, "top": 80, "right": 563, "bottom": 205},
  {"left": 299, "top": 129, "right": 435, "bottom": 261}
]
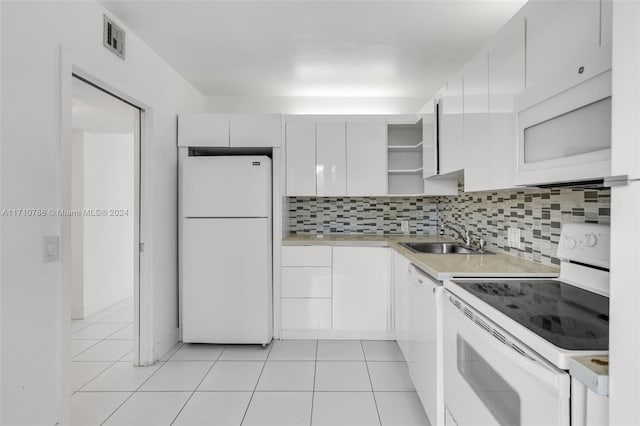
[{"left": 443, "top": 291, "right": 570, "bottom": 426}]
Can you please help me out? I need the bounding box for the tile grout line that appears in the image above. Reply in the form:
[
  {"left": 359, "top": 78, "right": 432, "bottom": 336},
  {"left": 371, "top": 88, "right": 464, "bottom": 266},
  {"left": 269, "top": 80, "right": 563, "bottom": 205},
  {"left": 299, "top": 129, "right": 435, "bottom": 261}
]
[
  {"left": 98, "top": 340, "right": 180, "bottom": 425},
  {"left": 309, "top": 339, "right": 319, "bottom": 426},
  {"left": 71, "top": 303, "right": 134, "bottom": 391},
  {"left": 239, "top": 343, "right": 273, "bottom": 426},
  {"left": 73, "top": 359, "right": 120, "bottom": 394},
  {"left": 71, "top": 308, "right": 133, "bottom": 360},
  {"left": 71, "top": 328, "right": 131, "bottom": 360},
  {"left": 169, "top": 345, "right": 226, "bottom": 425},
  {"left": 361, "top": 340, "right": 383, "bottom": 426},
  {"left": 97, "top": 365, "right": 163, "bottom": 425}
]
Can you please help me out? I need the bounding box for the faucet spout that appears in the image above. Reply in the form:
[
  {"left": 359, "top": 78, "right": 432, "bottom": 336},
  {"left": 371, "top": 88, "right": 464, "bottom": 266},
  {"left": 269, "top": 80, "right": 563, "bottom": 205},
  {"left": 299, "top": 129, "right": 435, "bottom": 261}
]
[{"left": 444, "top": 222, "right": 472, "bottom": 247}]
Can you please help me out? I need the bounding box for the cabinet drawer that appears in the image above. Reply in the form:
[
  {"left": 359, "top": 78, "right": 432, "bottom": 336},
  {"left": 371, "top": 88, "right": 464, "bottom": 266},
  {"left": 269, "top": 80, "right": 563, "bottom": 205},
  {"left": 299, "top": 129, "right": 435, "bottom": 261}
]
[
  {"left": 282, "top": 267, "right": 332, "bottom": 298},
  {"left": 282, "top": 299, "right": 332, "bottom": 329},
  {"left": 282, "top": 246, "right": 332, "bottom": 267}
]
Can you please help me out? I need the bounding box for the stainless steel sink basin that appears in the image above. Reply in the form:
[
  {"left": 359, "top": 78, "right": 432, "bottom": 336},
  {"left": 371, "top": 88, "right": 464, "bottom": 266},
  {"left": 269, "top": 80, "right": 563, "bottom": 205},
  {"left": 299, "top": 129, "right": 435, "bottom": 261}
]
[{"left": 399, "top": 242, "right": 492, "bottom": 255}]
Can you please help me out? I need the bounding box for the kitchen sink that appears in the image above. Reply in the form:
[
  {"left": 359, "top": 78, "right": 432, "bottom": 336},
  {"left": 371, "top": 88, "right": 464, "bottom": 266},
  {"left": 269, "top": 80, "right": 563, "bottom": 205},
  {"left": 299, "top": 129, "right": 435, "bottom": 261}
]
[{"left": 399, "top": 242, "right": 493, "bottom": 255}]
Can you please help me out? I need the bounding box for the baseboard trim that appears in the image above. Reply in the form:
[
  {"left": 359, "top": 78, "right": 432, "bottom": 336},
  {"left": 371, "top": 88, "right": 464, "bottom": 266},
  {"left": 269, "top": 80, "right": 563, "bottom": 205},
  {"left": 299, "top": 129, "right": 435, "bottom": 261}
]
[{"left": 281, "top": 329, "right": 395, "bottom": 340}]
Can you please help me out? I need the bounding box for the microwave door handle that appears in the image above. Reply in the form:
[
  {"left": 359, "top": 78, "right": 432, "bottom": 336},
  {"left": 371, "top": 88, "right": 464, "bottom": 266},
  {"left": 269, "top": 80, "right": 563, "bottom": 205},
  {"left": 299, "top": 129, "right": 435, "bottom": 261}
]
[{"left": 483, "top": 332, "right": 568, "bottom": 396}]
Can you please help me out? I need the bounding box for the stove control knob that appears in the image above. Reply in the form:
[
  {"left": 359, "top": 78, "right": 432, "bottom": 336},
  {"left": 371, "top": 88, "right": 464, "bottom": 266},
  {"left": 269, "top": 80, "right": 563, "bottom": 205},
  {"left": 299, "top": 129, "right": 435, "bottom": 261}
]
[
  {"left": 584, "top": 233, "right": 598, "bottom": 247},
  {"left": 564, "top": 236, "right": 577, "bottom": 249}
]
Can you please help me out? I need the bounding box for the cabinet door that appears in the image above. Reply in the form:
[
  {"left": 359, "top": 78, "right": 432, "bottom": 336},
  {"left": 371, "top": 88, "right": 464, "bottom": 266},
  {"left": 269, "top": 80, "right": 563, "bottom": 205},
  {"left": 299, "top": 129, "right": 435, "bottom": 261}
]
[
  {"left": 421, "top": 102, "right": 437, "bottom": 179},
  {"left": 346, "top": 122, "right": 387, "bottom": 196},
  {"left": 439, "top": 76, "right": 464, "bottom": 174},
  {"left": 488, "top": 17, "right": 525, "bottom": 191},
  {"left": 178, "top": 113, "right": 229, "bottom": 147},
  {"left": 332, "top": 247, "right": 390, "bottom": 331},
  {"left": 408, "top": 266, "right": 439, "bottom": 425},
  {"left": 392, "top": 251, "right": 411, "bottom": 359},
  {"left": 282, "top": 299, "right": 331, "bottom": 329},
  {"left": 612, "top": 0, "right": 640, "bottom": 179},
  {"left": 462, "top": 52, "right": 490, "bottom": 192},
  {"left": 316, "top": 122, "right": 347, "bottom": 196},
  {"left": 282, "top": 267, "right": 332, "bottom": 298},
  {"left": 525, "top": 0, "right": 600, "bottom": 89},
  {"left": 285, "top": 121, "right": 316, "bottom": 196},
  {"left": 230, "top": 114, "right": 282, "bottom": 147}
]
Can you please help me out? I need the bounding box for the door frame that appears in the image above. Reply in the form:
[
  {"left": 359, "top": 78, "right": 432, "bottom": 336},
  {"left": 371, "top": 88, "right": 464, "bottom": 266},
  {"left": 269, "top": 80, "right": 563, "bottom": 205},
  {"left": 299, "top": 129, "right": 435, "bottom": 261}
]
[{"left": 58, "top": 48, "right": 155, "bottom": 422}]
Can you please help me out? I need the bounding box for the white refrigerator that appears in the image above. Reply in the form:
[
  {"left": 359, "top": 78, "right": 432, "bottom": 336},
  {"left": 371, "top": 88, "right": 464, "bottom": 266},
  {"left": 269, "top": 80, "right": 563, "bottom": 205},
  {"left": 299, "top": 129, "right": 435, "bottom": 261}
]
[{"left": 181, "top": 155, "right": 273, "bottom": 344}]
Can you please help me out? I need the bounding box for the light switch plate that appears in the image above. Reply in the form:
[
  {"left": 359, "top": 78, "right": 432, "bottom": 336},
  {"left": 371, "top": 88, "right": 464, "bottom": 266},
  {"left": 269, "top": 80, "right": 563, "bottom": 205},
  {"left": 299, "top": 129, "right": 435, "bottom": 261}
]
[
  {"left": 42, "top": 236, "right": 59, "bottom": 263},
  {"left": 507, "top": 227, "right": 522, "bottom": 249}
]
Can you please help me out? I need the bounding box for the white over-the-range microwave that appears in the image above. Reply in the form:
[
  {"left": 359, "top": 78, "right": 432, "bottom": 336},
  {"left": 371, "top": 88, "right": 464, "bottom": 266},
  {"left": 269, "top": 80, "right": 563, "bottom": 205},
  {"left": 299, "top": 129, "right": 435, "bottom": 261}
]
[{"left": 514, "top": 46, "right": 613, "bottom": 188}]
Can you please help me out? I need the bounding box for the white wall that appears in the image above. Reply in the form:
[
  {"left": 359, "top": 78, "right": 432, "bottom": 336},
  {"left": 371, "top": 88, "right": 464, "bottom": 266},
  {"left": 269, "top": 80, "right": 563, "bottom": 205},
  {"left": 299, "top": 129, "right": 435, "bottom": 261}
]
[
  {"left": 71, "top": 130, "right": 85, "bottom": 319},
  {"left": 0, "top": 2, "right": 204, "bottom": 425},
  {"left": 81, "top": 132, "right": 135, "bottom": 317},
  {"left": 206, "top": 95, "right": 427, "bottom": 115},
  {"left": 610, "top": 1, "right": 640, "bottom": 425}
]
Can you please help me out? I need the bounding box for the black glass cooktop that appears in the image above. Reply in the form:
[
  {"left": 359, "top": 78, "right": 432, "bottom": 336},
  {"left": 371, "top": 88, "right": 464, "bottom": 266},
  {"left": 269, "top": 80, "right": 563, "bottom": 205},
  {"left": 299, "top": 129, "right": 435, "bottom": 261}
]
[{"left": 452, "top": 280, "right": 609, "bottom": 351}]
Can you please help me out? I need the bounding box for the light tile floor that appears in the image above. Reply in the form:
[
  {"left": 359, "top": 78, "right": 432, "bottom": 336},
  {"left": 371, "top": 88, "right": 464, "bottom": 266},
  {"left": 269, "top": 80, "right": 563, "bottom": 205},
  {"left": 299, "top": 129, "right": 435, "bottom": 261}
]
[{"left": 71, "top": 301, "right": 431, "bottom": 425}]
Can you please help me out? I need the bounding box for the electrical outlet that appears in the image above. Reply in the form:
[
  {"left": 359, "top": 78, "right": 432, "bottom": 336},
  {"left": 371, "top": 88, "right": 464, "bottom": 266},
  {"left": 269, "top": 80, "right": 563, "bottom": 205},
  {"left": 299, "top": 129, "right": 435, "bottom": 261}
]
[
  {"left": 401, "top": 220, "right": 409, "bottom": 234},
  {"left": 507, "top": 227, "right": 522, "bottom": 249}
]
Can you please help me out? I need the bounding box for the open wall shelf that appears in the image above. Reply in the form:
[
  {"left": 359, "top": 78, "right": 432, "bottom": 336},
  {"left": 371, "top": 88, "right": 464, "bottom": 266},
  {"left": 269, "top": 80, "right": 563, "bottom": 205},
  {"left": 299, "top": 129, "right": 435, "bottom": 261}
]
[{"left": 387, "top": 120, "right": 423, "bottom": 195}]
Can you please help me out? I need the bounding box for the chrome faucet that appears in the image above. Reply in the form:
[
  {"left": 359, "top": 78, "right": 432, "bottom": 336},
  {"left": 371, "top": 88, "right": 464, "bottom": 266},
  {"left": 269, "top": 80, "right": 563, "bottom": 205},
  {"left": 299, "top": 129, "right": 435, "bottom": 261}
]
[{"left": 443, "top": 222, "right": 472, "bottom": 247}]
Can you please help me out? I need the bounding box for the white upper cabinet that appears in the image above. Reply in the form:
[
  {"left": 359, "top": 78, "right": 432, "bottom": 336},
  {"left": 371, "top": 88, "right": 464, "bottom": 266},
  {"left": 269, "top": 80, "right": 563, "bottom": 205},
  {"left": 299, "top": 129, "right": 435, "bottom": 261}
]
[
  {"left": 462, "top": 52, "right": 490, "bottom": 192},
  {"left": 178, "top": 113, "right": 229, "bottom": 147},
  {"left": 601, "top": 0, "right": 612, "bottom": 47},
  {"left": 439, "top": 75, "right": 464, "bottom": 174},
  {"left": 230, "top": 114, "right": 282, "bottom": 147},
  {"left": 421, "top": 101, "right": 437, "bottom": 179},
  {"left": 285, "top": 121, "right": 316, "bottom": 196},
  {"left": 178, "top": 113, "right": 281, "bottom": 147},
  {"left": 316, "top": 121, "right": 347, "bottom": 196},
  {"left": 611, "top": 0, "right": 639, "bottom": 179},
  {"left": 525, "top": 0, "right": 601, "bottom": 90},
  {"left": 346, "top": 122, "right": 387, "bottom": 196},
  {"left": 487, "top": 17, "right": 525, "bottom": 191}
]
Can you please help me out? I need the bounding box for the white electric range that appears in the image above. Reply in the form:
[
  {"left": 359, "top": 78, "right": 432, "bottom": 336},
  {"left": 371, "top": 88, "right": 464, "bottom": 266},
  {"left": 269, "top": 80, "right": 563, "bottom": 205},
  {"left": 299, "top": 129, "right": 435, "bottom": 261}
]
[{"left": 442, "top": 223, "right": 610, "bottom": 426}]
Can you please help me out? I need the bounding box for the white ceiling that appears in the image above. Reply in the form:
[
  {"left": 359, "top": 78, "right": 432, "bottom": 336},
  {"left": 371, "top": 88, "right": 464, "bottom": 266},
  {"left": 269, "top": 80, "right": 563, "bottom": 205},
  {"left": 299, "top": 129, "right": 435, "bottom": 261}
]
[
  {"left": 101, "top": 0, "right": 526, "bottom": 99},
  {"left": 72, "top": 77, "right": 138, "bottom": 133}
]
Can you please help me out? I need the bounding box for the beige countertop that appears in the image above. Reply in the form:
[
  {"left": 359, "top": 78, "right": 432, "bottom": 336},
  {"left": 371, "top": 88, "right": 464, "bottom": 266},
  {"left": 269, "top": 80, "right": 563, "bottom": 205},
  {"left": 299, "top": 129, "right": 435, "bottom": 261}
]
[
  {"left": 283, "top": 233, "right": 560, "bottom": 281},
  {"left": 569, "top": 356, "right": 609, "bottom": 396}
]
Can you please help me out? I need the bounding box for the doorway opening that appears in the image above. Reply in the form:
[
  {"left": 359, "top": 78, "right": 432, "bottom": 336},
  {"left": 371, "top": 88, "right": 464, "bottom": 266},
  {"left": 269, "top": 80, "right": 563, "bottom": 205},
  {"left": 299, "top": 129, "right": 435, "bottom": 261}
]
[{"left": 69, "top": 75, "right": 141, "bottom": 388}]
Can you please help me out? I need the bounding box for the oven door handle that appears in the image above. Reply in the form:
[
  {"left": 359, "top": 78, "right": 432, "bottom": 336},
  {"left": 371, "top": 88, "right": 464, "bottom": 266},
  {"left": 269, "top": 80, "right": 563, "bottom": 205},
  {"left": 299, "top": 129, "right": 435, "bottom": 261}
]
[{"left": 481, "top": 327, "right": 569, "bottom": 396}]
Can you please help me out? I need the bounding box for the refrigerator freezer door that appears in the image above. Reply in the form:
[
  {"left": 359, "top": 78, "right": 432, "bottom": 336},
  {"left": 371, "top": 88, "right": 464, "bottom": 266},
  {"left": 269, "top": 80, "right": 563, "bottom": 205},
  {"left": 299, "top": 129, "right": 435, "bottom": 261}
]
[
  {"left": 182, "top": 155, "right": 271, "bottom": 218},
  {"left": 182, "top": 218, "right": 273, "bottom": 344}
]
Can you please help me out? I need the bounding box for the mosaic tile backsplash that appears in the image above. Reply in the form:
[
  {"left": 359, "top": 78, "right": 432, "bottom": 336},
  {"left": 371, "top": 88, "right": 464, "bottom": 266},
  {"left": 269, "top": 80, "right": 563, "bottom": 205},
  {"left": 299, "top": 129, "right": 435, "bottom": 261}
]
[
  {"left": 287, "top": 179, "right": 611, "bottom": 266},
  {"left": 437, "top": 179, "right": 610, "bottom": 266},
  {"left": 288, "top": 197, "right": 439, "bottom": 235}
]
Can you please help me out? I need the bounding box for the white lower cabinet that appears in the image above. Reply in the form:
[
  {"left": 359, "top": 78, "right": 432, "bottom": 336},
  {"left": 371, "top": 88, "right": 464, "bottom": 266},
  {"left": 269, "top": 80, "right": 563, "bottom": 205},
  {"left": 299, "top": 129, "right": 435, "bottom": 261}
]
[
  {"left": 332, "top": 247, "right": 391, "bottom": 332},
  {"left": 282, "top": 267, "right": 331, "bottom": 298},
  {"left": 281, "top": 246, "right": 332, "bottom": 332},
  {"left": 280, "top": 245, "right": 392, "bottom": 338},
  {"left": 392, "top": 250, "right": 411, "bottom": 359},
  {"left": 282, "top": 299, "right": 331, "bottom": 329},
  {"left": 408, "top": 264, "right": 442, "bottom": 426}
]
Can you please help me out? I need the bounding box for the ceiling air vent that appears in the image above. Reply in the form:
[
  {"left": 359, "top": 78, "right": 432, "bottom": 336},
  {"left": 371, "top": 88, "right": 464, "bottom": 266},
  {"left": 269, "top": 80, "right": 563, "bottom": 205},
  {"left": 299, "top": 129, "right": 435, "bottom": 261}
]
[{"left": 103, "top": 15, "right": 125, "bottom": 60}]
